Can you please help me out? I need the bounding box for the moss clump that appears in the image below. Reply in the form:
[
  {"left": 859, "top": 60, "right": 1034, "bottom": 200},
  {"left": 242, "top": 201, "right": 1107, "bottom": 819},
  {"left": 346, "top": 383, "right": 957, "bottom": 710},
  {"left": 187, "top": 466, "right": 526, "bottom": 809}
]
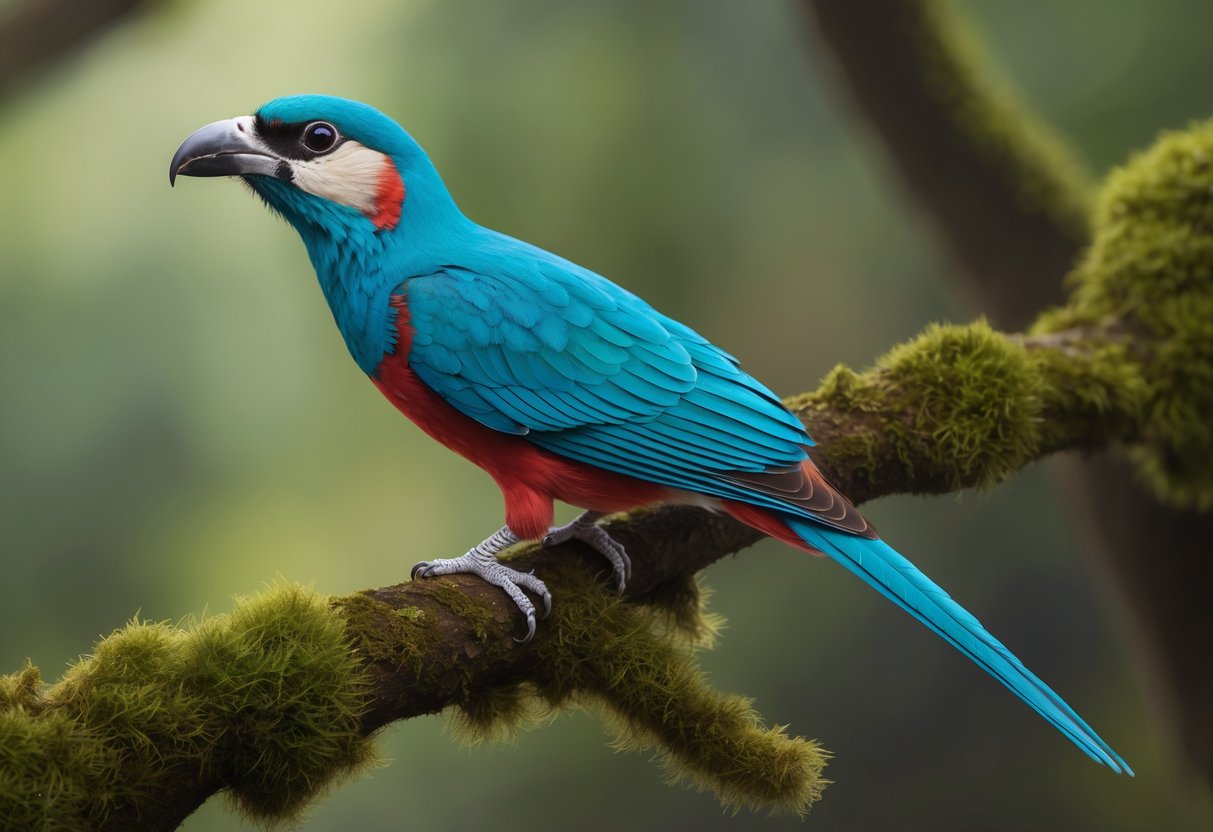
[
  {"left": 0, "top": 706, "right": 117, "bottom": 830},
  {"left": 1028, "top": 341, "right": 1149, "bottom": 448},
  {"left": 181, "top": 586, "right": 376, "bottom": 818},
  {"left": 881, "top": 320, "right": 1042, "bottom": 487},
  {"left": 798, "top": 321, "right": 1042, "bottom": 495},
  {"left": 0, "top": 664, "right": 41, "bottom": 710},
  {"left": 444, "top": 563, "right": 829, "bottom": 815},
  {"left": 633, "top": 574, "right": 725, "bottom": 649},
  {"left": 1051, "top": 120, "right": 1213, "bottom": 506},
  {"left": 0, "top": 584, "right": 376, "bottom": 829}
]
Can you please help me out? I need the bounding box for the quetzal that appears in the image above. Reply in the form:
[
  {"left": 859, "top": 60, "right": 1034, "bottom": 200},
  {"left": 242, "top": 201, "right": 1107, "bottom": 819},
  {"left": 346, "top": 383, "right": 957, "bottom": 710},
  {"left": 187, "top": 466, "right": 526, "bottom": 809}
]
[{"left": 170, "top": 94, "right": 1131, "bottom": 774}]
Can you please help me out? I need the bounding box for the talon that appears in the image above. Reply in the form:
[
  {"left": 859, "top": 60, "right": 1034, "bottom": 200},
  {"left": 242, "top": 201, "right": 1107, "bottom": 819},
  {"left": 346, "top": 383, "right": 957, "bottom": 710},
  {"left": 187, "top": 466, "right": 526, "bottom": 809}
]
[
  {"left": 410, "top": 561, "right": 430, "bottom": 580},
  {"left": 515, "top": 610, "right": 537, "bottom": 644},
  {"left": 542, "top": 592, "right": 553, "bottom": 618},
  {"left": 542, "top": 511, "right": 630, "bottom": 595},
  {"left": 541, "top": 534, "right": 555, "bottom": 547}
]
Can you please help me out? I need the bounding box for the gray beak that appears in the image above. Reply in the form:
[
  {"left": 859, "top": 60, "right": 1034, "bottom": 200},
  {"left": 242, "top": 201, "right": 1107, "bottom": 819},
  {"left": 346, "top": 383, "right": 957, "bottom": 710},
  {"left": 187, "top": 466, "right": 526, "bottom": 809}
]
[{"left": 169, "top": 117, "right": 283, "bottom": 186}]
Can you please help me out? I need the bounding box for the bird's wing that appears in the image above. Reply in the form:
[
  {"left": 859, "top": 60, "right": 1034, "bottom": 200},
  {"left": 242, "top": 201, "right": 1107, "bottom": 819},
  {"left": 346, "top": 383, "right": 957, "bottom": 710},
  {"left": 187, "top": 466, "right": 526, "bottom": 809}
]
[
  {"left": 406, "top": 261, "right": 701, "bottom": 434},
  {"left": 406, "top": 256, "right": 865, "bottom": 532}
]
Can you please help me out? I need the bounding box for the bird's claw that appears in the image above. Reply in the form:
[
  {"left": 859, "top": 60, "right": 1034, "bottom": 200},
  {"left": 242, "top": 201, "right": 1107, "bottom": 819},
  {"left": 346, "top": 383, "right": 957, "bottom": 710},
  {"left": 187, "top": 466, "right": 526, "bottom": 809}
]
[
  {"left": 515, "top": 609, "right": 538, "bottom": 644},
  {"left": 409, "top": 530, "right": 551, "bottom": 642},
  {"left": 543, "top": 513, "right": 630, "bottom": 594}
]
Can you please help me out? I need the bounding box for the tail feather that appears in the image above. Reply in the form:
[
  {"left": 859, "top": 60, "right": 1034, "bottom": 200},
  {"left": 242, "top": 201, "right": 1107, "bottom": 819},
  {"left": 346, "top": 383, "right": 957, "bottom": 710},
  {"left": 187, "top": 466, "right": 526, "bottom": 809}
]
[{"left": 786, "top": 518, "right": 1133, "bottom": 775}]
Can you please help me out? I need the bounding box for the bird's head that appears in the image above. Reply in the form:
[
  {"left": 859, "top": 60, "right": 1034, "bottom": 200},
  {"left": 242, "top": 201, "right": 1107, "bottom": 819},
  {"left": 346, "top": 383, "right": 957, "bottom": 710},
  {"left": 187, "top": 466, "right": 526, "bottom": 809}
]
[{"left": 170, "top": 95, "right": 462, "bottom": 248}]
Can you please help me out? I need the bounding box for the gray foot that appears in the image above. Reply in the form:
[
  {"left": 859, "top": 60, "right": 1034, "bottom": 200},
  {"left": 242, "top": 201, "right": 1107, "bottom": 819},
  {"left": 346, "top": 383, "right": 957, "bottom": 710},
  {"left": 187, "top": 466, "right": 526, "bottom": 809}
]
[
  {"left": 411, "top": 527, "right": 552, "bottom": 643},
  {"left": 542, "top": 511, "right": 631, "bottom": 594}
]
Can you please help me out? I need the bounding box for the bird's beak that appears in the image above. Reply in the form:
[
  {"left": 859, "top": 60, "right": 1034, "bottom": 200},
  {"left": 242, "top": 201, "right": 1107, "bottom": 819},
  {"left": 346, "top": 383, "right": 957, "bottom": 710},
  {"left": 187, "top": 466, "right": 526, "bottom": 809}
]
[{"left": 169, "top": 116, "right": 283, "bottom": 186}]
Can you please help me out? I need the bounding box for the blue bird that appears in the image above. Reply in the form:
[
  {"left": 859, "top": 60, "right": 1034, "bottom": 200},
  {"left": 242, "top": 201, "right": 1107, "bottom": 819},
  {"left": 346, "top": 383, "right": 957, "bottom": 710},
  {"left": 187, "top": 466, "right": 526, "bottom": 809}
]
[{"left": 170, "top": 94, "right": 1132, "bottom": 774}]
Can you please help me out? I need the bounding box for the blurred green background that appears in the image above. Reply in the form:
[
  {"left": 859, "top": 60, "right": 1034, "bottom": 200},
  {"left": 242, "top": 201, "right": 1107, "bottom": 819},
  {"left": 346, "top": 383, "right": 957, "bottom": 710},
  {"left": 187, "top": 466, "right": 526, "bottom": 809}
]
[{"left": 2, "top": 0, "right": 1212, "bottom": 829}]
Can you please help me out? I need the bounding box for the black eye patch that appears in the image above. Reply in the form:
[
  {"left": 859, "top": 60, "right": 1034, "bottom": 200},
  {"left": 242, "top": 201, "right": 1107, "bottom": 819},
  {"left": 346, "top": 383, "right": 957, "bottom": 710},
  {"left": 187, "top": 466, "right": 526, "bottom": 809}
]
[{"left": 254, "top": 115, "right": 345, "bottom": 160}]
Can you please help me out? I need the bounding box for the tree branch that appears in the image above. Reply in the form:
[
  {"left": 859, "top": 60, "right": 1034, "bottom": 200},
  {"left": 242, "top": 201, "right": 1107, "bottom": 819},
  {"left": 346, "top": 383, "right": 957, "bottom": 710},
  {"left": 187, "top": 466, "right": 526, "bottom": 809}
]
[
  {"left": 805, "top": 0, "right": 1091, "bottom": 330},
  {"left": 5, "top": 255, "right": 1206, "bottom": 827},
  {"left": 0, "top": 0, "right": 149, "bottom": 100}
]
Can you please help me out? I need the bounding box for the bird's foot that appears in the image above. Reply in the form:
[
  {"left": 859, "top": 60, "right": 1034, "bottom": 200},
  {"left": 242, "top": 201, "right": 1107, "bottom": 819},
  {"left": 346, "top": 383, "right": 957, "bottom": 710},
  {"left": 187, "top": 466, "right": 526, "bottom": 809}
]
[
  {"left": 542, "top": 511, "right": 631, "bottom": 594},
  {"left": 411, "top": 527, "right": 552, "bottom": 643}
]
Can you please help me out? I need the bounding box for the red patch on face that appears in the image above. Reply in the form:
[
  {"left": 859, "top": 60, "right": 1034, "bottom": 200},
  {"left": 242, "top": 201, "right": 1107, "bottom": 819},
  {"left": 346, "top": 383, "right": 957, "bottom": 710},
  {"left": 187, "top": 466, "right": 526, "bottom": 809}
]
[{"left": 370, "top": 156, "right": 405, "bottom": 231}]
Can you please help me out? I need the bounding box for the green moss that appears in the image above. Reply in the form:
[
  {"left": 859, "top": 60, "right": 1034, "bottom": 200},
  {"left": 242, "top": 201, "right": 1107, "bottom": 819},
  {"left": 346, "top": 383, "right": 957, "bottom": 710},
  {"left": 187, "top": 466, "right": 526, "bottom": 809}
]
[
  {"left": 393, "top": 606, "right": 425, "bottom": 621},
  {"left": 0, "top": 708, "right": 117, "bottom": 830},
  {"left": 426, "top": 581, "right": 497, "bottom": 642},
  {"left": 540, "top": 566, "right": 826, "bottom": 814},
  {"left": 0, "top": 664, "right": 41, "bottom": 710},
  {"left": 1059, "top": 120, "right": 1213, "bottom": 505},
  {"left": 883, "top": 321, "right": 1042, "bottom": 487},
  {"left": 633, "top": 575, "right": 724, "bottom": 649},
  {"left": 1, "top": 584, "right": 377, "bottom": 828},
  {"left": 1029, "top": 342, "right": 1149, "bottom": 447},
  {"left": 182, "top": 586, "right": 375, "bottom": 819},
  {"left": 333, "top": 591, "right": 433, "bottom": 681},
  {"left": 444, "top": 563, "right": 829, "bottom": 815},
  {"left": 447, "top": 682, "right": 554, "bottom": 746},
  {"left": 802, "top": 321, "right": 1042, "bottom": 494}
]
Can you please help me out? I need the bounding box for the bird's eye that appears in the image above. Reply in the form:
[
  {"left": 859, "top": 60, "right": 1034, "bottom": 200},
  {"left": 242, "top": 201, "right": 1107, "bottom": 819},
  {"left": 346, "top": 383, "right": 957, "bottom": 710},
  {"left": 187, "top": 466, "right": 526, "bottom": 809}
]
[{"left": 302, "top": 121, "right": 338, "bottom": 153}]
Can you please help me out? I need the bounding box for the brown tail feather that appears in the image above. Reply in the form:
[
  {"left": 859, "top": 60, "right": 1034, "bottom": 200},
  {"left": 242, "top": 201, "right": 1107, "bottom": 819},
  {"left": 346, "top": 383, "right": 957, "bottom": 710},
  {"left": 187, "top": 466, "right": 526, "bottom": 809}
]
[{"left": 721, "top": 459, "right": 876, "bottom": 538}]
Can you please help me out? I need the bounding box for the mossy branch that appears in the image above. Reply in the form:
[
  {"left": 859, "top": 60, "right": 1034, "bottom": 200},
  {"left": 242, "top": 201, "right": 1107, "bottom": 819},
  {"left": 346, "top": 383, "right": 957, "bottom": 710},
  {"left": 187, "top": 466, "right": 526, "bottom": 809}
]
[{"left": 4, "top": 120, "right": 1212, "bottom": 832}]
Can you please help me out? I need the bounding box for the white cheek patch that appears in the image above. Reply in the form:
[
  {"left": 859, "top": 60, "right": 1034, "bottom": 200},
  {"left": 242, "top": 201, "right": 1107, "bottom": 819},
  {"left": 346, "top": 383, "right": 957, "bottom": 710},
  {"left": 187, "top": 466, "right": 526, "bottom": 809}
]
[{"left": 288, "top": 141, "right": 404, "bottom": 229}]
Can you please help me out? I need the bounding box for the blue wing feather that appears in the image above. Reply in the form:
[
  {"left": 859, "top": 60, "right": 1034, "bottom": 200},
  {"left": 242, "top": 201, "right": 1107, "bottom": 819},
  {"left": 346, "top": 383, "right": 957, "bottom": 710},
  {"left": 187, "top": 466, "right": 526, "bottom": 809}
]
[{"left": 405, "top": 244, "right": 812, "bottom": 498}]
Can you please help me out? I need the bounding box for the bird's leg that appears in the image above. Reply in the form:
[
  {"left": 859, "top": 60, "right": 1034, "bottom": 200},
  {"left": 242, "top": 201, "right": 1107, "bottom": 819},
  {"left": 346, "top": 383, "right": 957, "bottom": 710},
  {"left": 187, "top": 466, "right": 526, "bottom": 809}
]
[
  {"left": 542, "top": 511, "right": 631, "bottom": 594},
  {"left": 411, "top": 527, "right": 552, "bottom": 643}
]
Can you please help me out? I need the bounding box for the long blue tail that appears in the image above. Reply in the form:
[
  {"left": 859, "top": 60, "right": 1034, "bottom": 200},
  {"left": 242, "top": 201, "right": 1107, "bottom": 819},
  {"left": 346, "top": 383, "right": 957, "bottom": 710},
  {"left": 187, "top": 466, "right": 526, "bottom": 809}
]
[{"left": 787, "top": 519, "right": 1133, "bottom": 774}]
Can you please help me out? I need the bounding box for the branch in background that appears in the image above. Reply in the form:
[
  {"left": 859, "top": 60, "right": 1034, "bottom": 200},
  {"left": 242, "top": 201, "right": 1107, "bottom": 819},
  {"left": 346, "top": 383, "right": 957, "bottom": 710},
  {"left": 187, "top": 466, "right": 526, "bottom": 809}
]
[
  {"left": 804, "top": 0, "right": 1213, "bottom": 785},
  {"left": 806, "top": 0, "right": 1091, "bottom": 330},
  {"left": 0, "top": 0, "right": 148, "bottom": 99}
]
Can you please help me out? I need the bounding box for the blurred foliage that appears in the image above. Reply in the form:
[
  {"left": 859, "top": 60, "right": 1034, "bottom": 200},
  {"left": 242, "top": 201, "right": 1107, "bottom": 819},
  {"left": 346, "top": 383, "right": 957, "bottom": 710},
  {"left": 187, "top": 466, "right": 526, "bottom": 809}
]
[{"left": 1, "top": 0, "right": 1211, "bottom": 829}]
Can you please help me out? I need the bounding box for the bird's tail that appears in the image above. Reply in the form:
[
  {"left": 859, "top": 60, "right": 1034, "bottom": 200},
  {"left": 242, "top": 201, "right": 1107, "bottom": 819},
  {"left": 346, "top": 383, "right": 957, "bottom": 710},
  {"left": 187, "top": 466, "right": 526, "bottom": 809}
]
[{"left": 728, "top": 500, "right": 1133, "bottom": 774}]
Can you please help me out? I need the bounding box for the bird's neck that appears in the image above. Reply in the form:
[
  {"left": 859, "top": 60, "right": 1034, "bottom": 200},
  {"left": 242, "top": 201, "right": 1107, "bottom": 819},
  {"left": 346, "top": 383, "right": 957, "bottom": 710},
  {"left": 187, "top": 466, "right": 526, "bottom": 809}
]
[
  {"left": 293, "top": 188, "right": 474, "bottom": 375},
  {"left": 307, "top": 235, "right": 399, "bottom": 375}
]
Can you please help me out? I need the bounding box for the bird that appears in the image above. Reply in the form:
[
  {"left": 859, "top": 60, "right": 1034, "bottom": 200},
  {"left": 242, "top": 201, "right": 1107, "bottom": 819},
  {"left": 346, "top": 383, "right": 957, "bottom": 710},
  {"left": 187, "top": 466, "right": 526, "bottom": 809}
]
[{"left": 170, "top": 94, "right": 1131, "bottom": 774}]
